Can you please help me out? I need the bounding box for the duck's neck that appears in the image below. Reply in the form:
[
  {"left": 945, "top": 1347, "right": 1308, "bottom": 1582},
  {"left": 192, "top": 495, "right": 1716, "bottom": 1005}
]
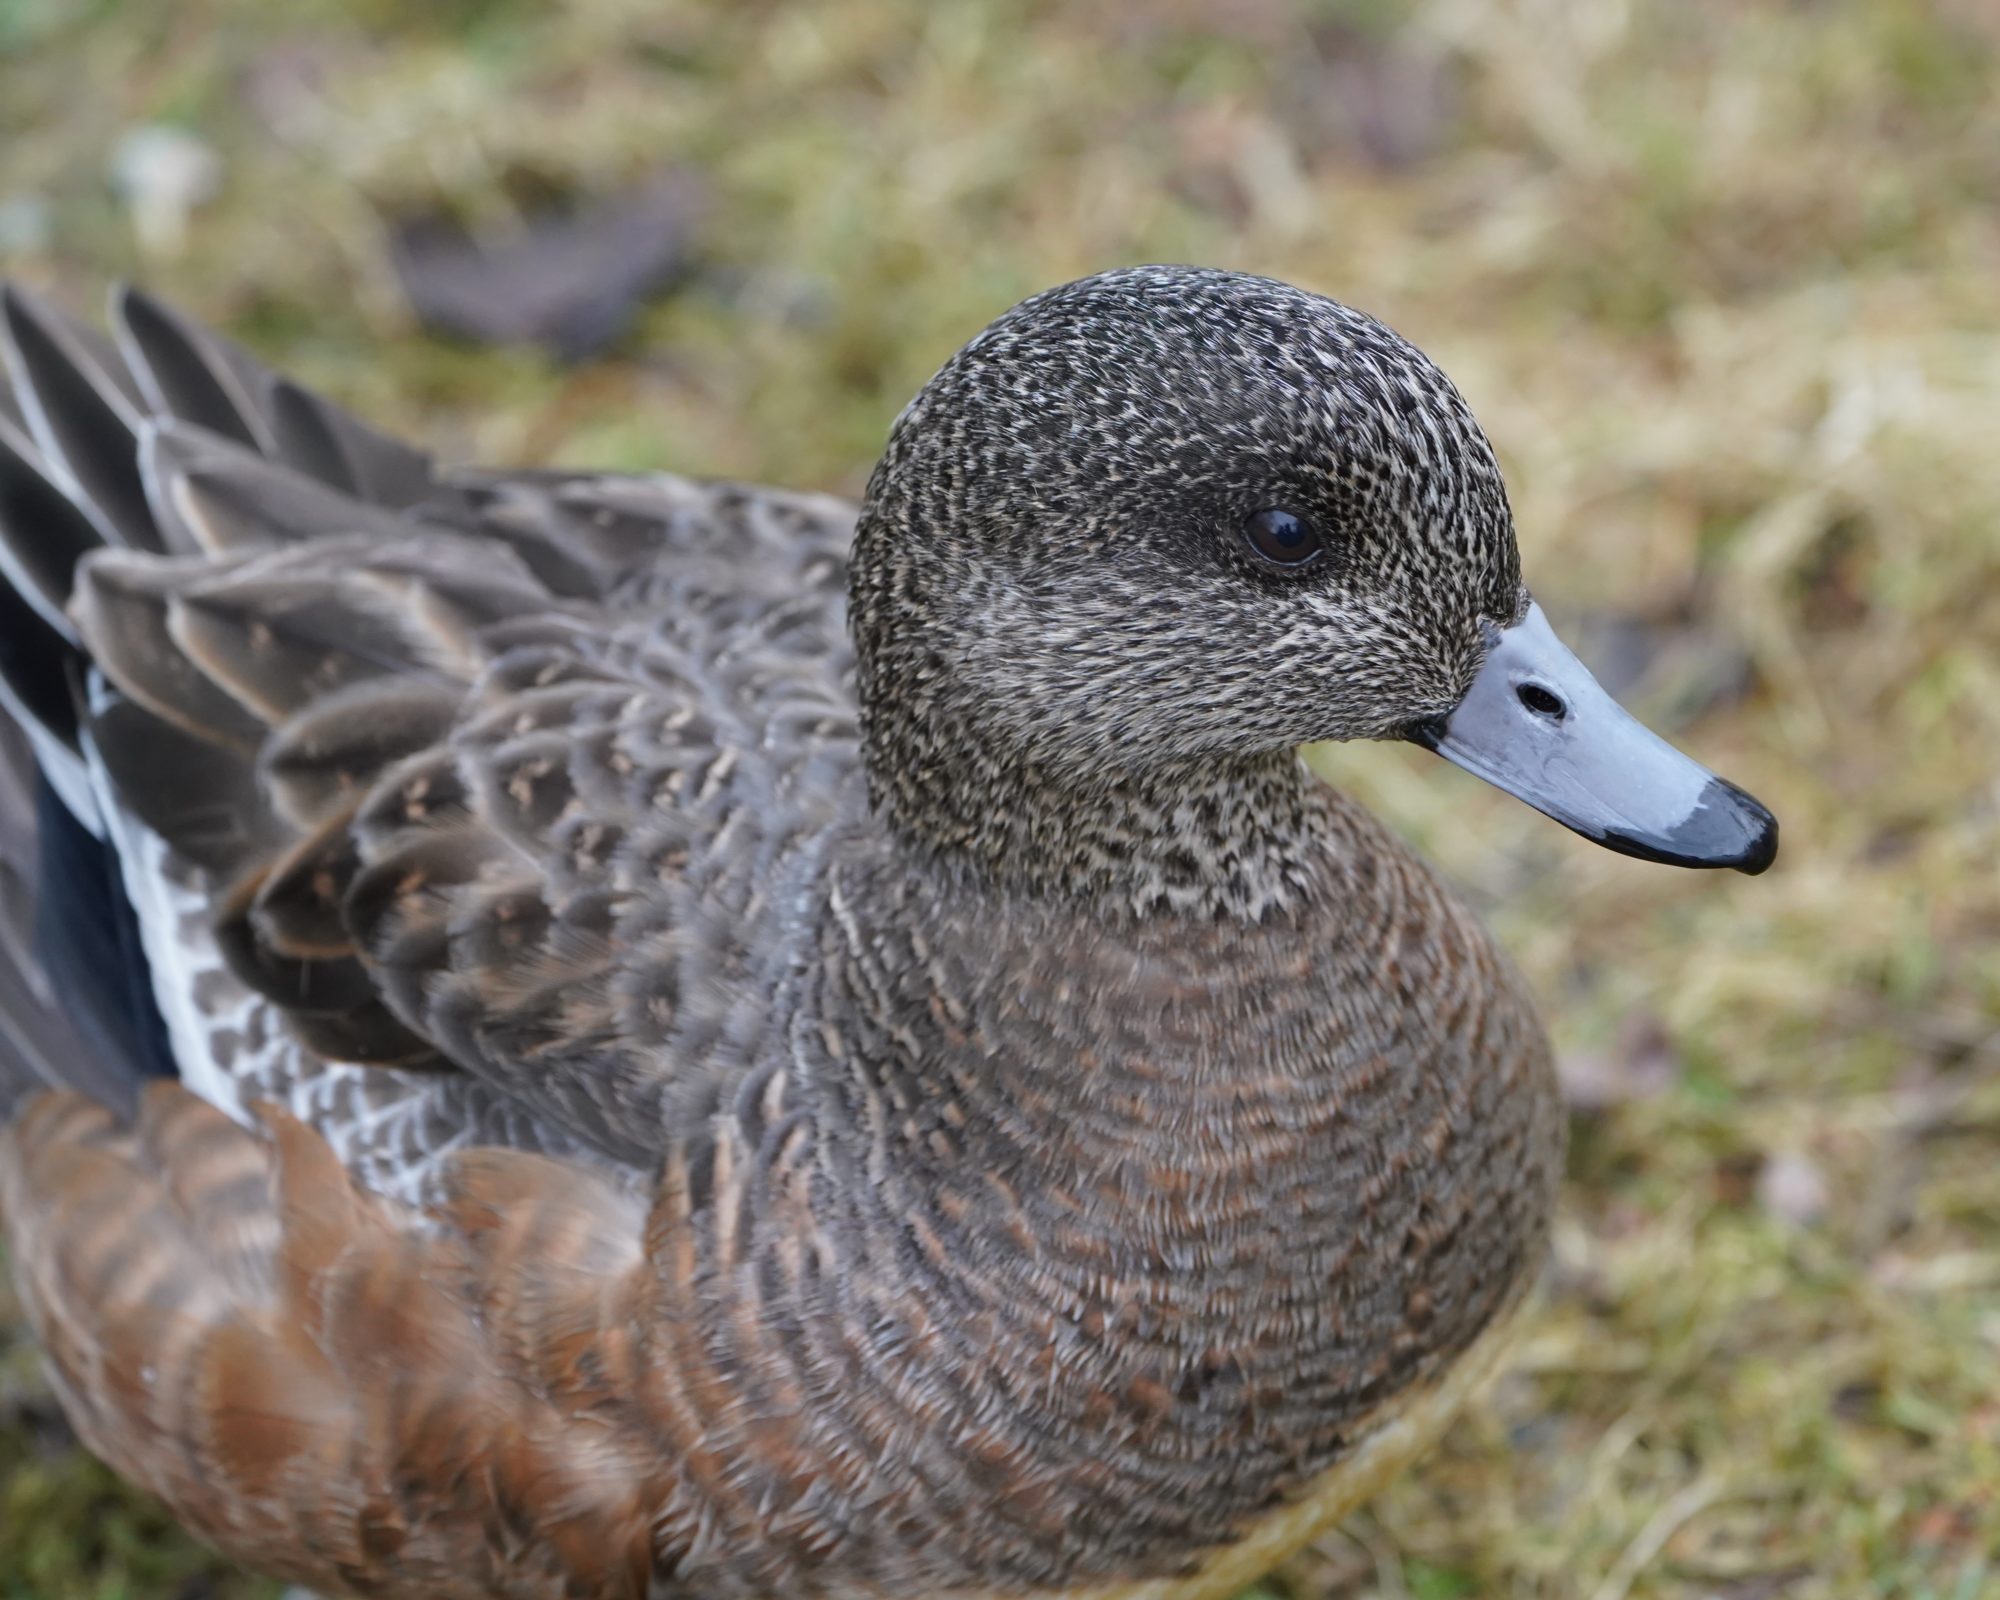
[{"left": 859, "top": 697, "right": 1329, "bottom": 920}]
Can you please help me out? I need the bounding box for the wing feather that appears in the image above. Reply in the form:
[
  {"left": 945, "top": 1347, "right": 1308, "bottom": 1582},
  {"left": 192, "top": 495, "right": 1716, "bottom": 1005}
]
[
  {"left": 0, "top": 282, "right": 859, "bottom": 1173},
  {"left": 1, "top": 285, "right": 161, "bottom": 552},
  {"left": 0, "top": 285, "right": 883, "bottom": 1597}
]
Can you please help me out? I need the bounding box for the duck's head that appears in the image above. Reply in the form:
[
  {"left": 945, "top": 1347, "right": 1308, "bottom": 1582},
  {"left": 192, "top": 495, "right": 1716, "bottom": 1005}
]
[{"left": 851, "top": 266, "right": 1776, "bottom": 877}]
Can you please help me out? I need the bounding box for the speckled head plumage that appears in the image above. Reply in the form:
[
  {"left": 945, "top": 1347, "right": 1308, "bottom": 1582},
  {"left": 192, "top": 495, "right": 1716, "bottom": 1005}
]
[
  {"left": 852, "top": 265, "right": 1774, "bottom": 902},
  {"left": 851, "top": 266, "right": 1525, "bottom": 787}
]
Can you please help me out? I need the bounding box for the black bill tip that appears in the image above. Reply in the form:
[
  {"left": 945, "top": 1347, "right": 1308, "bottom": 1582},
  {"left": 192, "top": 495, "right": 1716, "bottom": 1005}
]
[
  {"left": 1405, "top": 601, "right": 1781, "bottom": 876},
  {"left": 1601, "top": 776, "right": 1779, "bottom": 876}
]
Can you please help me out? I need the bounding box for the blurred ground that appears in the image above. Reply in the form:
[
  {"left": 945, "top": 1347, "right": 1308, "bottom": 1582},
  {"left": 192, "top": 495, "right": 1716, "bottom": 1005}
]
[{"left": 1, "top": 0, "right": 1997, "bottom": 1596}]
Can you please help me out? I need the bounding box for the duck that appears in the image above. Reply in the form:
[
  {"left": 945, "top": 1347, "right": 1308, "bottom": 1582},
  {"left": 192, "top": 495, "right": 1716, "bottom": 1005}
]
[{"left": 0, "top": 265, "right": 1776, "bottom": 1600}]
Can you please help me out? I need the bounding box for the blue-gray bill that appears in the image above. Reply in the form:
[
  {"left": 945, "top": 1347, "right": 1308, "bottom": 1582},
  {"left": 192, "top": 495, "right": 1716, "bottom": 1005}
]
[{"left": 1407, "top": 602, "right": 1779, "bottom": 875}]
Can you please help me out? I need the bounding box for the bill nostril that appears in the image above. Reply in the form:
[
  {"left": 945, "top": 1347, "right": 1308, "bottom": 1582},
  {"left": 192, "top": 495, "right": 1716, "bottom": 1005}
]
[{"left": 1516, "top": 683, "right": 1566, "bottom": 719}]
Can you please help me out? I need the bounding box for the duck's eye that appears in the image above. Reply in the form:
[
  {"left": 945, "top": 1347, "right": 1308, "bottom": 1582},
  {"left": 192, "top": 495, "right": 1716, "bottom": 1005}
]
[{"left": 1243, "top": 507, "right": 1323, "bottom": 569}]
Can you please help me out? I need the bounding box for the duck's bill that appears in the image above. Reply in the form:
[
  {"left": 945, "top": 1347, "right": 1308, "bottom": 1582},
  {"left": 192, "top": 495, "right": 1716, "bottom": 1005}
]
[{"left": 1407, "top": 602, "right": 1778, "bottom": 875}]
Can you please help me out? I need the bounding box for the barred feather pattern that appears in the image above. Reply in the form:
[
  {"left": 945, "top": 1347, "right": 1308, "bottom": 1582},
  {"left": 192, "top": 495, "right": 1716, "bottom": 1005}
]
[{"left": 0, "top": 269, "right": 1566, "bottom": 1597}]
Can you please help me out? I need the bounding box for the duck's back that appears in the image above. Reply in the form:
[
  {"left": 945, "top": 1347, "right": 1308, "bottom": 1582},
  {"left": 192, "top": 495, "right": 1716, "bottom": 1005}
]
[{"left": 0, "top": 284, "right": 865, "bottom": 1199}]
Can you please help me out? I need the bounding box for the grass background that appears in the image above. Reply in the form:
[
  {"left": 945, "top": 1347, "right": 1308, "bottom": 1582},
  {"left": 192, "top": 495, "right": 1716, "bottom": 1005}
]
[{"left": 1, "top": 0, "right": 1997, "bottom": 1595}]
